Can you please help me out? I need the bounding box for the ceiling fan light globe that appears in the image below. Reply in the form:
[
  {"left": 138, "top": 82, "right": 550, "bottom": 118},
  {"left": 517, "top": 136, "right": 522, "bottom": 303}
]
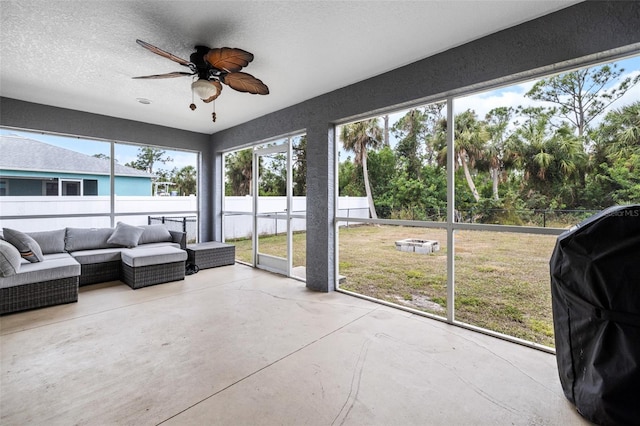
[{"left": 192, "top": 79, "right": 221, "bottom": 101}]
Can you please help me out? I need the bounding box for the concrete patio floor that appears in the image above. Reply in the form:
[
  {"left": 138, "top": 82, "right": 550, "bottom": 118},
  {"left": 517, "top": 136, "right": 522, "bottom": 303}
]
[{"left": 1, "top": 264, "right": 587, "bottom": 425}]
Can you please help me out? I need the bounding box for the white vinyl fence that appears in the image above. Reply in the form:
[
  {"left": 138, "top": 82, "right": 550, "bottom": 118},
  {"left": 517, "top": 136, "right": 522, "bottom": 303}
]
[
  {"left": 224, "top": 196, "right": 369, "bottom": 240},
  {"left": 0, "top": 195, "right": 197, "bottom": 231},
  {"left": 0, "top": 195, "right": 368, "bottom": 240}
]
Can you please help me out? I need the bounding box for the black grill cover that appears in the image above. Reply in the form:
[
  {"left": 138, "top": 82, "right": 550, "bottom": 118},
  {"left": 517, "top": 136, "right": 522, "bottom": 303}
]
[{"left": 550, "top": 204, "right": 640, "bottom": 426}]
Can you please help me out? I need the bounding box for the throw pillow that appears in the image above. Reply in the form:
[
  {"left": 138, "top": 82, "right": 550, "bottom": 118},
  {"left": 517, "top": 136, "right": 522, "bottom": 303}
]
[
  {"left": 107, "top": 222, "right": 145, "bottom": 248},
  {"left": 0, "top": 239, "right": 22, "bottom": 277},
  {"left": 138, "top": 224, "right": 172, "bottom": 245},
  {"left": 2, "top": 228, "right": 44, "bottom": 263},
  {"left": 65, "top": 227, "right": 115, "bottom": 252},
  {"left": 27, "top": 229, "right": 66, "bottom": 254}
]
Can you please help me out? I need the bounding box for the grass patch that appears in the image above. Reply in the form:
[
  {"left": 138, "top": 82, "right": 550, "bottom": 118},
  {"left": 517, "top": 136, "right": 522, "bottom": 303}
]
[
  {"left": 529, "top": 319, "right": 555, "bottom": 337},
  {"left": 477, "top": 265, "right": 498, "bottom": 273},
  {"left": 406, "top": 270, "right": 425, "bottom": 279},
  {"left": 431, "top": 296, "right": 447, "bottom": 307},
  {"left": 456, "top": 296, "right": 485, "bottom": 308}
]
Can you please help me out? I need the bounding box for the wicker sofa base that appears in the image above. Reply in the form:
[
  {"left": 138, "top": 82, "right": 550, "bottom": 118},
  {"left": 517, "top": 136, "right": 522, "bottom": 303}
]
[
  {"left": 79, "top": 261, "right": 122, "bottom": 286},
  {"left": 121, "top": 261, "right": 185, "bottom": 290},
  {"left": 186, "top": 242, "right": 235, "bottom": 269},
  {"left": 0, "top": 276, "right": 79, "bottom": 315}
]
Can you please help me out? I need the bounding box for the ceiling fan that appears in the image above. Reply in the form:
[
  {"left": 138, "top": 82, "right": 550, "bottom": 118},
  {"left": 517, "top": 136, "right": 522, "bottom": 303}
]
[{"left": 133, "top": 39, "right": 269, "bottom": 122}]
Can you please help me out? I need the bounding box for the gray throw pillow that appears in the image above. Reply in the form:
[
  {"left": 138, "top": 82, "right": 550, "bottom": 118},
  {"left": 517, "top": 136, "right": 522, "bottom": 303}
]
[
  {"left": 107, "top": 222, "right": 145, "bottom": 248},
  {"left": 27, "top": 229, "right": 66, "bottom": 254},
  {"left": 0, "top": 239, "right": 22, "bottom": 277},
  {"left": 138, "top": 225, "right": 172, "bottom": 245},
  {"left": 65, "top": 227, "right": 115, "bottom": 252},
  {"left": 2, "top": 228, "right": 44, "bottom": 263}
]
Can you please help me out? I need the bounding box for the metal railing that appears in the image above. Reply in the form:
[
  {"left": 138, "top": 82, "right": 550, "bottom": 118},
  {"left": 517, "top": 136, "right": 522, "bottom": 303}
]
[
  {"left": 448, "top": 208, "right": 599, "bottom": 227},
  {"left": 148, "top": 215, "right": 198, "bottom": 243},
  {"left": 343, "top": 206, "right": 600, "bottom": 228}
]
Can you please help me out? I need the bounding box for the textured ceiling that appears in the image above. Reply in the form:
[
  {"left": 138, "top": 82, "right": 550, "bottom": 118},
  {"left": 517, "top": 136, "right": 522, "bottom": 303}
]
[{"left": 0, "top": 1, "right": 581, "bottom": 134}]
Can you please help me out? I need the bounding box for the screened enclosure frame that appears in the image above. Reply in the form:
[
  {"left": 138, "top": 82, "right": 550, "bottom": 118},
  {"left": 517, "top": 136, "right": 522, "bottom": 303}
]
[
  {"left": 221, "top": 132, "right": 307, "bottom": 280},
  {"left": 333, "top": 48, "right": 640, "bottom": 353}
]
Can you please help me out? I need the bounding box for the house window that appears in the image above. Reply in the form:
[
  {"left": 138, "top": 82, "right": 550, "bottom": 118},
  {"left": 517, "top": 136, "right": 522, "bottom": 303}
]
[
  {"left": 0, "top": 179, "right": 6, "bottom": 196},
  {"left": 45, "top": 179, "right": 59, "bottom": 196},
  {"left": 83, "top": 179, "right": 98, "bottom": 195},
  {"left": 61, "top": 179, "right": 82, "bottom": 196}
]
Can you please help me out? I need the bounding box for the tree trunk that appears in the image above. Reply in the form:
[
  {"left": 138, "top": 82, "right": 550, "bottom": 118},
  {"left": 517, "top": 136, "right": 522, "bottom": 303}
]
[
  {"left": 459, "top": 152, "right": 480, "bottom": 202},
  {"left": 491, "top": 167, "right": 500, "bottom": 200},
  {"left": 361, "top": 152, "right": 378, "bottom": 219},
  {"left": 384, "top": 115, "right": 390, "bottom": 147}
]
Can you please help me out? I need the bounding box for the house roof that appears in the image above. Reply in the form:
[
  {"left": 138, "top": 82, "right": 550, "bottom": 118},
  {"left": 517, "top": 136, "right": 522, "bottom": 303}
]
[{"left": 0, "top": 135, "right": 153, "bottom": 178}]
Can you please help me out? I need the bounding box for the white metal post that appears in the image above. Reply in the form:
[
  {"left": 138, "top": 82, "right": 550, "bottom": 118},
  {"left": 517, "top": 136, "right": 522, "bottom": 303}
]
[{"left": 446, "top": 97, "right": 456, "bottom": 323}]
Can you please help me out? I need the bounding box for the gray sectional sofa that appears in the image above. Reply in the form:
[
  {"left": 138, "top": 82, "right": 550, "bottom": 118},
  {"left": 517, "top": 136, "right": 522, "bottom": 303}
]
[{"left": 1, "top": 223, "right": 187, "bottom": 315}]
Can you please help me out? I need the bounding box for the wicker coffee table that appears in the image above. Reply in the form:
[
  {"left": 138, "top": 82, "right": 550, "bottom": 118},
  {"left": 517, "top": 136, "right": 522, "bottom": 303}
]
[{"left": 186, "top": 241, "right": 235, "bottom": 269}]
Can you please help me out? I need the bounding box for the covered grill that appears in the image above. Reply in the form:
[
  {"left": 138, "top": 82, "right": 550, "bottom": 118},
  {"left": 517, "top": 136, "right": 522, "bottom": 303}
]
[{"left": 550, "top": 204, "right": 640, "bottom": 425}]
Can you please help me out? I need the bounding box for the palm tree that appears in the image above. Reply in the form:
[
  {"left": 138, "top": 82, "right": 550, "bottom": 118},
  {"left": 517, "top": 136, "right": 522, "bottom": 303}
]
[
  {"left": 453, "top": 110, "right": 487, "bottom": 202},
  {"left": 600, "top": 101, "right": 640, "bottom": 161},
  {"left": 511, "top": 107, "right": 554, "bottom": 183},
  {"left": 432, "top": 110, "right": 487, "bottom": 203},
  {"left": 485, "top": 107, "right": 514, "bottom": 200},
  {"left": 510, "top": 107, "right": 586, "bottom": 206},
  {"left": 393, "top": 108, "right": 428, "bottom": 180},
  {"left": 225, "top": 148, "right": 253, "bottom": 196},
  {"left": 172, "top": 165, "right": 197, "bottom": 195},
  {"left": 340, "top": 118, "right": 383, "bottom": 219}
]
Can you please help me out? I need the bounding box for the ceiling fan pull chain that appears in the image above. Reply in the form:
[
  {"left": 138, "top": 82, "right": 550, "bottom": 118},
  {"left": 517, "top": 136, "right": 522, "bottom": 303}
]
[
  {"left": 190, "top": 77, "right": 197, "bottom": 110},
  {"left": 212, "top": 101, "right": 217, "bottom": 122}
]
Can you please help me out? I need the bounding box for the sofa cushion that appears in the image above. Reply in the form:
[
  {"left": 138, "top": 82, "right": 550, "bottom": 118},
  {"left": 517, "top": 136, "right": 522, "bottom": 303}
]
[
  {"left": 2, "top": 228, "right": 44, "bottom": 263},
  {"left": 65, "top": 228, "right": 115, "bottom": 252},
  {"left": 27, "top": 229, "right": 66, "bottom": 254},
  {"left": 121, "top": 246, "right": 187, "bottom": 267},
  {"left": 107, "top": 222, "right": 145, "bottom": 248},
  {"left": 0, "top": 240, "right": 22, "bottom": 277},
  {"left": 0, "top": 254, "right": 80, "bottom": 288},
  {"left": 70, "top": 248, "right": 123, "bottom": 265},
  {"left": 41, "top": 253, "right": 75, "bottom": 261},
  {"left": 138, "top": 225, "right": 173, "bottom": 245},
  {"left": 131, "top": 242, "right": 181, "bottom": 250}
]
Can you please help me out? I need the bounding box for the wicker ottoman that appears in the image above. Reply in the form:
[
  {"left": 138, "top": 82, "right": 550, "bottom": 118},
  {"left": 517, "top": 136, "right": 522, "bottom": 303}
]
[
  {"left": 186, "top": 242, "right": 235, "bottom": 269},
  {"left": 120, "top": 247, "right": 187, "bottom": 289}
]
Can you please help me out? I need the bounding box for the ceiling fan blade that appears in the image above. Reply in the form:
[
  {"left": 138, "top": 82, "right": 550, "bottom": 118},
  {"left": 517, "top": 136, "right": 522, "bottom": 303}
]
[
  {"left": 136, "top": 39, "right": 195, "bottom": 69},
  {"left": 204, "top": 48, "right": 254, "bottom": 73},
  {"left": 222, "top": 72, "right": 269, "bottom": 95},
  {"left": 132, "top": 71, "right": 194, "bottom": 79}
]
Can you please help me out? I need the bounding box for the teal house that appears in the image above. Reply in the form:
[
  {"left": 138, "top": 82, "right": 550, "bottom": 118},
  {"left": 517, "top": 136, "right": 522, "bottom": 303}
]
[{"left": 0, "top": 135, "right": 153, "bottom": 196}]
